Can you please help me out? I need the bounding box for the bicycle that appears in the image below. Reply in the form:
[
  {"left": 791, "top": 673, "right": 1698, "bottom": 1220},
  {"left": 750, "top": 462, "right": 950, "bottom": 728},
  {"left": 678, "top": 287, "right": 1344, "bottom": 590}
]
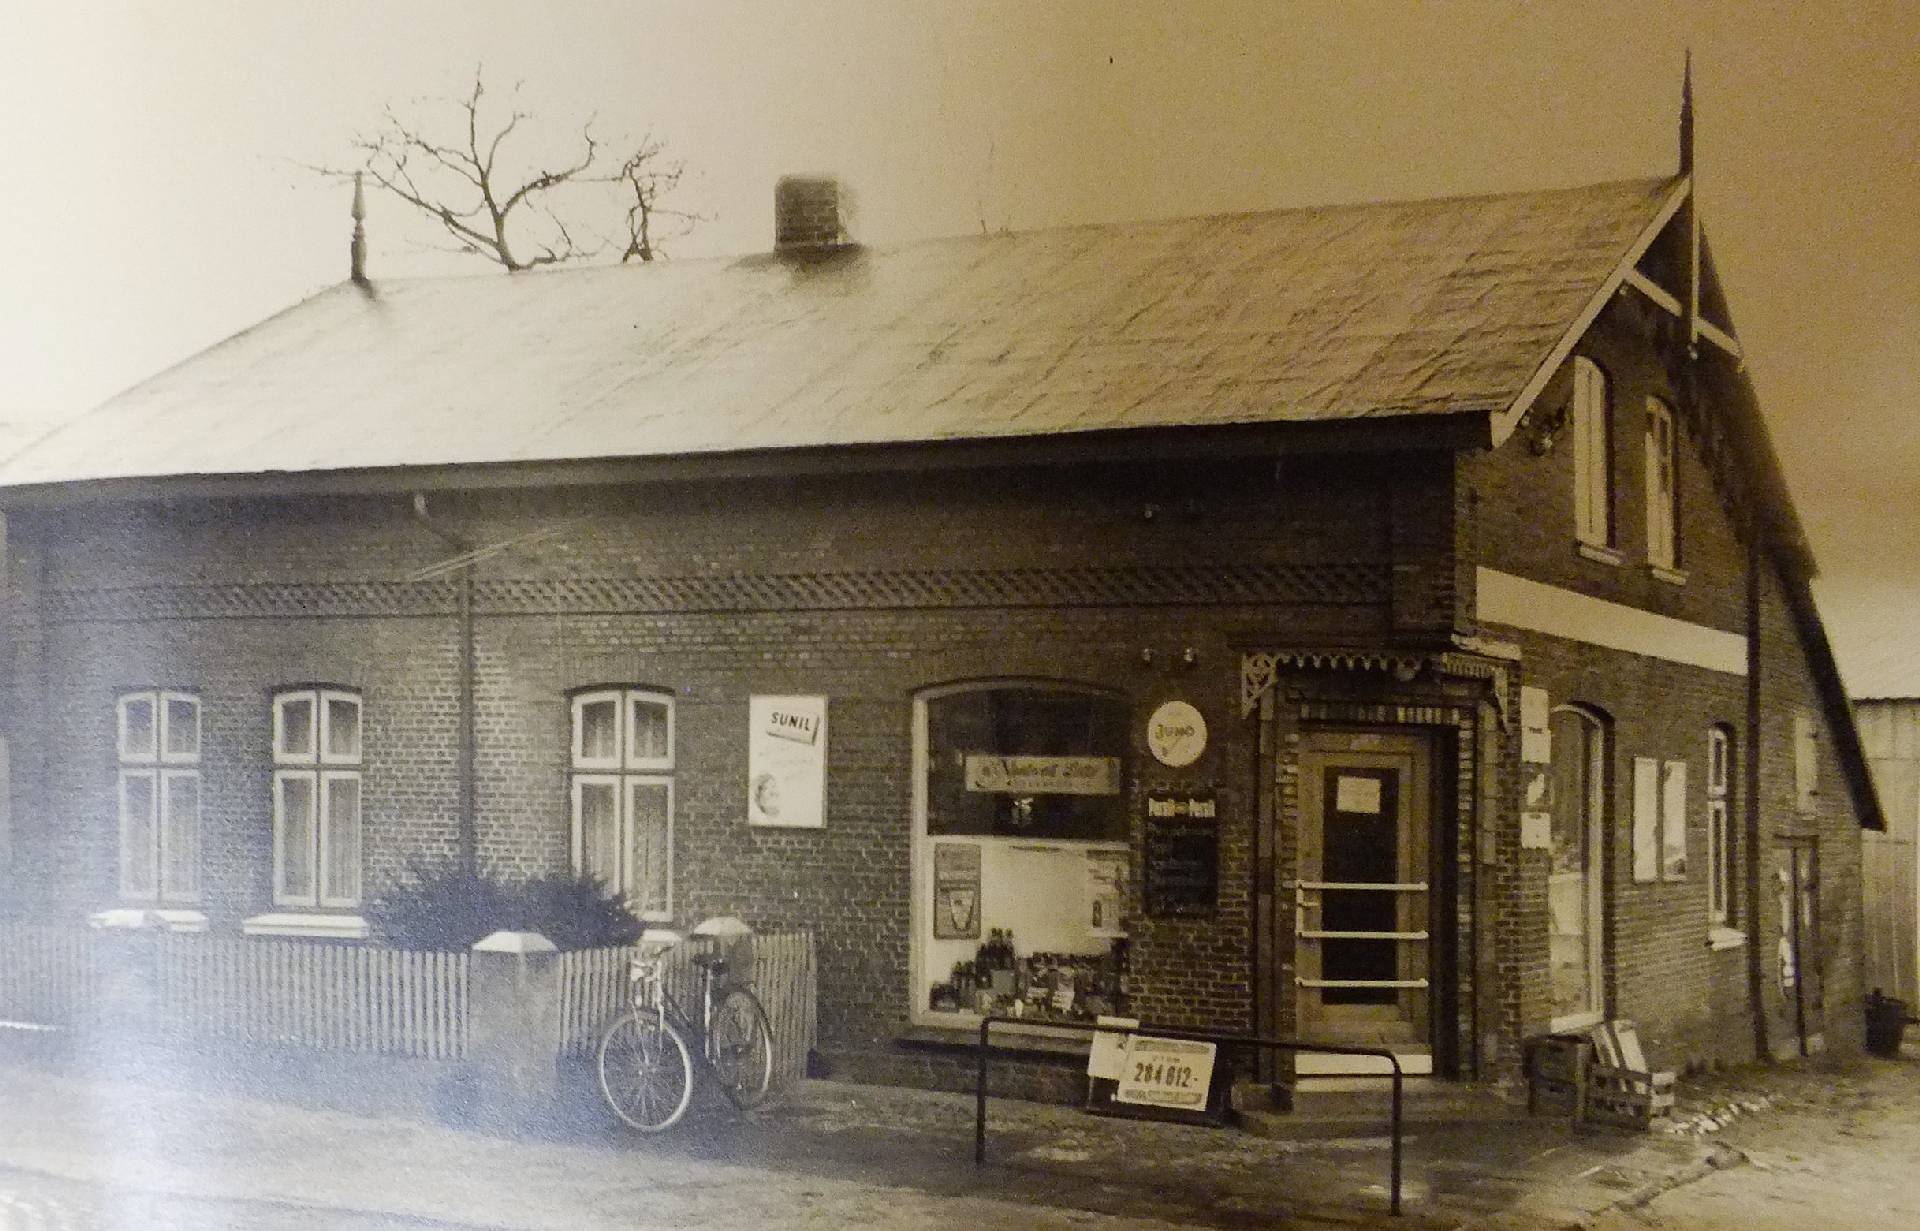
[{"left": 596, "top": 915, "right": 776, "bottom": 1132}]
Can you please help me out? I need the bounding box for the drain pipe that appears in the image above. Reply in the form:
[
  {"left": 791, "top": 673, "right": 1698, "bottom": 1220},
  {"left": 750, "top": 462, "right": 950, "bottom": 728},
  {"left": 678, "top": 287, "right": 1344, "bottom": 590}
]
[{"left": 412, "top": 494, "right": 478, "bottom": 877}]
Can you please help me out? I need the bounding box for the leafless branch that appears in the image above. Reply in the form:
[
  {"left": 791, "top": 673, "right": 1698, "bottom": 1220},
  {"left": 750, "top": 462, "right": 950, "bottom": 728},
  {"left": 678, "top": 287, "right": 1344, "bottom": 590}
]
[{"left": 313, "top": 68, "right": 699, "bottom": 273}]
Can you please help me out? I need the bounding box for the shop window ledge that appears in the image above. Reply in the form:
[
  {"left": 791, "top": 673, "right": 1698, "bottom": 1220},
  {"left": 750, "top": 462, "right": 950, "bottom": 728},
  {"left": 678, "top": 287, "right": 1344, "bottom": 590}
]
[{"left": 897, "top": 1023, "right": 1092, "bottom": 1057}]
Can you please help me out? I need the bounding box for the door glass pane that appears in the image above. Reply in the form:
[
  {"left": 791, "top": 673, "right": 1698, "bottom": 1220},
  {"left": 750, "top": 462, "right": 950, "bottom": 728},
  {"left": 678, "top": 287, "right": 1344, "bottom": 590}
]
[
  {"left": 325, "top": 696, "right": 362, "bottom": 762},
  {"left": 278, "top": 774, "right": 317, "bottom": 901},
  {"left": 120, "top": 696, "right": 156, "bottom": 760},
  {"left": 324, "top": 775, "right": 362, "bottom": 903},
  {"left": 1321, "top": 768, "right": 1399, "bottom": 1004},
  {"left": 120, "top": 771, "right": 157, "bottom": 897},
  {"left": 162, "top": 772, "right": 200, "bottom": 899},
  {"left": 577, "top": 780, "right": 619, "bottom": 888},
  {"left": 628, "top": 780, "right": 672, "bottom": 917},
  {"left": 629, "top": 696, "right": 670, "bottom": 764},
  {"left": 279, "top": 696, "right": 315, "bottom": 759},
  {"left": 164, "top": 697, "right": 199, "bottom": 758},
  {"left": 1548, "top": 711, "right": 1596, "bottom": 1020},
  {"left": 578, "top": 699, "right": 618, "bottom": 764}
]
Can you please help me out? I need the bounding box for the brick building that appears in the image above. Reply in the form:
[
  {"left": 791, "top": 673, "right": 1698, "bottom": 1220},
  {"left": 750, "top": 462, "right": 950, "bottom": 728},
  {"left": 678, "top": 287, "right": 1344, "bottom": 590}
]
[{"left": 0, "top": 137, "right": 1880, "bottom": 1092}]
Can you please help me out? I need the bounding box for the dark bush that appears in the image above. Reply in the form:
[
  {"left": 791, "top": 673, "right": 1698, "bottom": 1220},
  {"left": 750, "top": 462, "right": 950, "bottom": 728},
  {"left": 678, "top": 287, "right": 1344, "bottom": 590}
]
[{"left": 366, "top": 861, "right": 643, "bottom": 952}]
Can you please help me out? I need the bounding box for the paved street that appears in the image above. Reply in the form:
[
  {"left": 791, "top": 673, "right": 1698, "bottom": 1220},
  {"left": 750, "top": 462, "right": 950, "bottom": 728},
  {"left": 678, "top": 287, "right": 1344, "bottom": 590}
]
[{"left": 4, "top": 1034, "right": 1920, "bottom": 1230}]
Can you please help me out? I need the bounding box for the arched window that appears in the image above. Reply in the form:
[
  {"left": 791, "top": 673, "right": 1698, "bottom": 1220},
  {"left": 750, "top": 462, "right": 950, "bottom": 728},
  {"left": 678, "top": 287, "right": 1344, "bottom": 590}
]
[
  {"left": 570, "top": 687, "right": 674, "bottom": 920},
  {"left": 118, "top": 690, "right": 201, "bottom": 903},
  {"left": 1571, "top": 358, "right": 1612, "bottom": 548},
  {"left": 272, "top": 687, "right": 361, "bottom": 908},
  {"left": 1645, "top": 396, "right": 1679, "bottom": 569},
  {"left": 911, "top": 681, "right": 1128, "bottom": 1025}
]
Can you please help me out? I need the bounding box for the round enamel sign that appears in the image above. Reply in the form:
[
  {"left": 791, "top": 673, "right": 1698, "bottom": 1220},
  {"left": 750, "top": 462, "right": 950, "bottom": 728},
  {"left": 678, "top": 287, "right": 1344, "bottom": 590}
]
[{"left": 1147, "top": 700, "right": 1208, "bottom": 768}]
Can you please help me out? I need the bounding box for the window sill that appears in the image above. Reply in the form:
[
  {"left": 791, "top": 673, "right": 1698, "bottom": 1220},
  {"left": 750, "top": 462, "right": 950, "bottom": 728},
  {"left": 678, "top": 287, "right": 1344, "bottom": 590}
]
[
  {"left": 1576, "top": 542, "right": 1624, "bottom": 566},
  {"left": 88, "top": 907, "right": 209, "bottom": 933},
  {"left": 1651, "top": 564, "right": 1688, "bottom": 586},
  {"left": 1708, "top": 926, "right": 1748, "bottom": 952},
  {"left": 242, "top": 912, "right": 369, "bottom": 940},
  {"left": 900, "top": 1020, "right": 1094, "bottom": 1057}
]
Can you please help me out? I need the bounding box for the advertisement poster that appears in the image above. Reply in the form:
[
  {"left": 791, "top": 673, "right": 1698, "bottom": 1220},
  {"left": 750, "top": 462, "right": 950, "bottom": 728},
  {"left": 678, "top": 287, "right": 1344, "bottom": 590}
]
[
  {"left": 932, "top": 842, "right": 982, "bottom": 940},
  {"left": 747, "top": 695, "right": 827, "bottom": 828},
  {"left": 1086, "top": 848, "right": 1129, "bottom": 938},
  {"left": 1114, "top": 1036, "right": 1217, "bottom": 1109}
]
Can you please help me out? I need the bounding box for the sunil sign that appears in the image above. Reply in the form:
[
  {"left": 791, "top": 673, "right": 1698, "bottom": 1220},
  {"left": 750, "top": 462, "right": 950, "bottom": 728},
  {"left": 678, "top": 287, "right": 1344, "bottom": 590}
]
[{"left": 748, "top": 695, "right": 828, "bottom": 828}]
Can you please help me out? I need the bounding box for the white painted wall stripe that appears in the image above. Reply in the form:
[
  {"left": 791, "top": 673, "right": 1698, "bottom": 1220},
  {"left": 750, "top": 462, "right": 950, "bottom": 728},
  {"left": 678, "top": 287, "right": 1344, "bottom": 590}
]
[{"left": 1476, "top": 567, "right": 1748, "bottom": 677}]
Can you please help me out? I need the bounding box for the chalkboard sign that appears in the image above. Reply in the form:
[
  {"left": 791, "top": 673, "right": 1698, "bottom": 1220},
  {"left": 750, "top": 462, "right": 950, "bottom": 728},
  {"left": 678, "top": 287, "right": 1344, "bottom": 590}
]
[{"left": 1143, "top": 790, "right": 1218, "bottom": 917}]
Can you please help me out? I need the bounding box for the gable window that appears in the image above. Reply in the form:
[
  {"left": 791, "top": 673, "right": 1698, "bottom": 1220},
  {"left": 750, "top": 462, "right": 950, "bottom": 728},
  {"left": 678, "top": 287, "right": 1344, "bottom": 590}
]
[
  {"left": 117, "top": 691, "right": 200, "bottom": 902},
  {"left": 272, "top": 688, "right": 362, "bottom": 908},
  {"left": 570, "top": 688, "right": 673, "bottom": 920},
  {"left": 1645, "top": 397, "right": 1678, "bottom": 570},
  {"left": 1706, "top": 726, "right": 1737, "bottom": 931},
  {"left": 1571, "top": 357, "right": 1613, "bottom": 549}
]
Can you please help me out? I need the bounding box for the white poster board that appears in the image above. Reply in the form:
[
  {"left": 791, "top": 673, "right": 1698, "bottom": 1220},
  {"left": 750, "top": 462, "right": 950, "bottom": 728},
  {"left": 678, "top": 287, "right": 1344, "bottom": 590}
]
[
  {"left": 1114, "top": 1035, "right": 1217, "bottom": 1109},
  {"left": 748, "top": 695, "right": 827, "bottom": 828}
]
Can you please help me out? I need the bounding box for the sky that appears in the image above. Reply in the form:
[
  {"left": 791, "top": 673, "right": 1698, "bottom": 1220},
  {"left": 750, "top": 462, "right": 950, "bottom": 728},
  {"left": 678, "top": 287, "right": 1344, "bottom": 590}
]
[{"left": 2, "top": 1, "right": 1915, "bottom": 688}]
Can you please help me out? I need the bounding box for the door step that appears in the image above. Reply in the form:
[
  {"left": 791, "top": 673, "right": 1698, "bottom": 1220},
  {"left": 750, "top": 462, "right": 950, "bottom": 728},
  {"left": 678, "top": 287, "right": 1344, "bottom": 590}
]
[
  {"left": 1295, "top": 1050, "right": 1432, "bottom": 1076},
  {"left": 1233, "top": 1076, "right": 1524, "bottom": 1136}
]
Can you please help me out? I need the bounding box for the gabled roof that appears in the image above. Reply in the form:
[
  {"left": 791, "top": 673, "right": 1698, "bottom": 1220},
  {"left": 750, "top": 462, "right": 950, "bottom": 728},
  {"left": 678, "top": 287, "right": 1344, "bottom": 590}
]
[{"left": 0, "top": 176, "right": 1682, "bottom": 492}]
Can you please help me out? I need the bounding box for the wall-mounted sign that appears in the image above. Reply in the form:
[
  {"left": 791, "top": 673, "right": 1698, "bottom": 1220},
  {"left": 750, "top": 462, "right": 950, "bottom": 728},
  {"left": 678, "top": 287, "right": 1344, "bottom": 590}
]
[
  {"left": 1143, "top": 790, "right": 1218, "bottom": 917},
  {"left": 748, "top": 695, "right": 827, "bottom": 828},
  {"left": 1146, "top": 701, "right": 1207, "bottom": 768},
  {"left": 932, "top": 842, "right": 981, "bottom": 940},
  {"left": 963, "top": 755, "right": 1119, "bottom": 796},
  {"left": 1520, "top": 686, "right": 1552, "bottom": 764}
]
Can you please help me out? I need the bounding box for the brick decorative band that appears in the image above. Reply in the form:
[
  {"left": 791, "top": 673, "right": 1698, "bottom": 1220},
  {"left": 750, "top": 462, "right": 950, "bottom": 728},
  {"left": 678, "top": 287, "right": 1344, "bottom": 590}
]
[{"left": 44, "top": 562, "right": 1389, "bottom": 623}]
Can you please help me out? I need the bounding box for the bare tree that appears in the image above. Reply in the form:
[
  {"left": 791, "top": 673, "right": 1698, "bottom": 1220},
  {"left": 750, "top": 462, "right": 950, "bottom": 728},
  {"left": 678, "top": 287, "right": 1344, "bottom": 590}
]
[{"left": 317, "top": 71, "right": 698, "bottom": 272}]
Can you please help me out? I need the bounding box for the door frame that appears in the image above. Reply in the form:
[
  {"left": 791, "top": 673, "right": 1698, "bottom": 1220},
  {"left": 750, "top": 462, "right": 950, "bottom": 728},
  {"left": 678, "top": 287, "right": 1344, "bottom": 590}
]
[{"left": 1547, "top": 704, "right": 1609, "bottom": 1034}]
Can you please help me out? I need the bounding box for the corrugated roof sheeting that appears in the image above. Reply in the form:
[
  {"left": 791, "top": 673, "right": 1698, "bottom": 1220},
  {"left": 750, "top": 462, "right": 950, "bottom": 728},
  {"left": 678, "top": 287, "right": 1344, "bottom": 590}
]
[{"left": 0, "top": 177, "right": 1676, "bottom": 487}]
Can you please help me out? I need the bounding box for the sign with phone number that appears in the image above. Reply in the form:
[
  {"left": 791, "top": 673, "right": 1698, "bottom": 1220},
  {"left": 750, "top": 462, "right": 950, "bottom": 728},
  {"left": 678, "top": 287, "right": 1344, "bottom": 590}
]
[{"left": 1113, "top": 1035, "right": 1217, "bottom": 1109}]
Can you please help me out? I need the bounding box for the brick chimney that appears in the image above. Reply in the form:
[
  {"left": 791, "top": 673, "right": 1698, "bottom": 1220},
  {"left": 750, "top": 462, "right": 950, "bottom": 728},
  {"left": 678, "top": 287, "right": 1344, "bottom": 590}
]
[{"left": 774, "top": 176, "right": 846, "bottom": 251}]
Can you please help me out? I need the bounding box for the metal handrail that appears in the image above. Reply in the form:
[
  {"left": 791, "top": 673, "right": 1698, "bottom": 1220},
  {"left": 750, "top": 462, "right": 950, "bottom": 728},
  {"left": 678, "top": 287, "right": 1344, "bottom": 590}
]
[{"left": 974, "top": 1016, "right": 1406, "bottom": 1217}]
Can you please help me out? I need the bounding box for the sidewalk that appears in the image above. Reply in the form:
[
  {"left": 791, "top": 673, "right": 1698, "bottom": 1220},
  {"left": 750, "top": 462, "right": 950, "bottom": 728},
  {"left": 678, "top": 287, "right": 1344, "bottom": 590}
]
[{"left": 0, "top": 1031, "right": 1741, "bottom": 1230}]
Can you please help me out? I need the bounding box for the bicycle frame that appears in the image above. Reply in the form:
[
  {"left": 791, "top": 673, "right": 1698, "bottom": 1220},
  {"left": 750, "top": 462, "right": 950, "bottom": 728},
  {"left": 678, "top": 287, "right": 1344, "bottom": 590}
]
[{"left": 627, "top": 940, "right": 734, "bottom": 1064}]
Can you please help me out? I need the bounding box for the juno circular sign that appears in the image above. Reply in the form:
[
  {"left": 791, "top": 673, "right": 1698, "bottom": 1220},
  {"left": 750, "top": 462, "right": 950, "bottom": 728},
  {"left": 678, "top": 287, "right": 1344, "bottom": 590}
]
[{"left": 1147, "top": 700, "right": 1208, "bottom": 768}]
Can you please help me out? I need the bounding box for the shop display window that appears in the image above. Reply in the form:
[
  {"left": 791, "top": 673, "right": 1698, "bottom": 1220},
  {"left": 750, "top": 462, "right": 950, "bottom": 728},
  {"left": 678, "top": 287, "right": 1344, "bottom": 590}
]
[{"left": 911, "top": 681, "right": 1132, "bottom": 1028}]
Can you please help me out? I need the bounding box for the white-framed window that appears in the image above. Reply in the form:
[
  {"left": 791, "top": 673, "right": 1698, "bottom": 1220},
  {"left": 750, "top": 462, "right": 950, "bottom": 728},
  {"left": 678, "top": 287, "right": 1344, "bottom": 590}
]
[
  {"left": 1571, "top": 357, "right": 1613, "bottom": 548},
  {"left": 1707, "top": 725, "right": 1734, "bottom": 926},
  {"left": 272, "top": 688, "right": 362, "bottom": 908},
  {"left": 570, "top": 688, "right": 674, "bottom": 920},
  {"left": 1793, "top": 710, "right": 1819, "bottom": 813},
  {"left": 1645, "top": 396, "right": 1678, "bottom": 569},
  {"left": 117, "top": 690, "right": 201, "bottom": 903},
  {"left": 1632, "top": 755, "right": 1687, "bottom": 883}
]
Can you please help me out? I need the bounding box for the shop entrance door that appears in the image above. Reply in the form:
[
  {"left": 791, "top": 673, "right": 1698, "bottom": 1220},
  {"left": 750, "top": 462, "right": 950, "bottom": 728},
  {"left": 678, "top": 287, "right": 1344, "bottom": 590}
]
[{"left": 1294, "top": 731, "right": 1431, "bottom": 1074}]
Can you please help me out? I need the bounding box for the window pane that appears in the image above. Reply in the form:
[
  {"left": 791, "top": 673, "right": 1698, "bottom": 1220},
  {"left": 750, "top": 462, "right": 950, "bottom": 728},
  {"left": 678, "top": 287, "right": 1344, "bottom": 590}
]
[
  {"left": 323, "top": 775, "right": 362, "bottom": 904},
  {"left": 577, "top": 780, "right": 619, "bottom": 889},
  {"left": 279, "top": 695, "right": 315, "bottom": 760},
  {"left": 278, "top": 773, "right": 317, "bottom": 902},
  {"left": 629, "top": 695, "right": 670, "bottom": 764},
  {"left": 120, "top": 696, "right": 156, "bottom": 761},
  {"left": 629, "top": 780, "right": 672, "bottom": 916},
  {"left": 578, "top": 699, "right": 618, "bottom": 764},
  {"left": 162, "top": 772, "right": 200, "bottom": 900},
  {"left": 325, "top": 695, "right": 362, "bottom": 762},
  {"left": 164, "top": 697, "right": 199, "bottom": 759},
  {"left": 120, "top": 771, "right": 157, "bottom": 898},
  {"left": 925, "top": 687, "right": 1126, "bottom": 840}
]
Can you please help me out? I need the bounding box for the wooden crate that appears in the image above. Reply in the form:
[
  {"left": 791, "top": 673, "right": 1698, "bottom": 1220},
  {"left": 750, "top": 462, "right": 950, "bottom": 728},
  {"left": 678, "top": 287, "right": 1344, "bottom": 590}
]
[
  {"left": 1526, "top": 1033, "right": 1590, "bottom": 1118},
  {"left": 1585, "top": 1063, "right": 1676, "bottom": 1129}
]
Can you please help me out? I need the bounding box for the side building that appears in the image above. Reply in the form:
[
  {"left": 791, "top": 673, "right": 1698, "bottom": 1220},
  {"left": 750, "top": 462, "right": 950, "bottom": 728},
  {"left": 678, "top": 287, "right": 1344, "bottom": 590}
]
[{"left": 0, "top": 155, "right": 1879, "bottom": 1093}]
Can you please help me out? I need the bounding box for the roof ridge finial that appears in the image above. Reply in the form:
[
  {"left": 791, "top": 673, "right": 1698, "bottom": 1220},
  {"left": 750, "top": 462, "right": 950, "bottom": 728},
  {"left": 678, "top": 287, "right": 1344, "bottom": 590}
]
[
  {"left": 350, "top": 171, "right": 369, "bottom": 285},
  {"left": 1679, "top": 50, "right": 1695, "bottom": 178}
]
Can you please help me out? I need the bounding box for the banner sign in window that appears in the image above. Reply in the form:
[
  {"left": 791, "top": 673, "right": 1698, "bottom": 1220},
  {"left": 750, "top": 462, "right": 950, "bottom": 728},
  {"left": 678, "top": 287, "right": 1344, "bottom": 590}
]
[
  {"left": 932, "top": 842, "right": 982, "bottom": 940},
  {"left": 1114, "top": 1035, "right": 1217, "bottom": 1109},
  {"left": 748, "top": 695, "right": 827, "bottom": 828},
  {"left": 1143, "top": 791, "right": 1218, "bottom": 917},
  {"left": 964, "top": 755, "right": 1120, "bottom": 796}
]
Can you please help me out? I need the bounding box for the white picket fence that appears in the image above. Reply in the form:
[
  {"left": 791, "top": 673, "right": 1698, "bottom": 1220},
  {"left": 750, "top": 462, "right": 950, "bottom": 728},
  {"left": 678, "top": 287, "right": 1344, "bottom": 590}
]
[
  {"left": 0, "top": 926, "right": 97, "bottom": 1028},
  {"left": 558, "top": 931, "right": 817, "bottom": 1081}
]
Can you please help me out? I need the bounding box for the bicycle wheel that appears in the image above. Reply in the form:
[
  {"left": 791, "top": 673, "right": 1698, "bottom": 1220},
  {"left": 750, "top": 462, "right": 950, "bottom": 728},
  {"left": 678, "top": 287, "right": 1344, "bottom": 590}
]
[
  {"left": 708, "top": 988, "right": 775, "bottom": 1110},
  {"left": 598, "top": 1009, "right": 694, "bottom": 1132}
]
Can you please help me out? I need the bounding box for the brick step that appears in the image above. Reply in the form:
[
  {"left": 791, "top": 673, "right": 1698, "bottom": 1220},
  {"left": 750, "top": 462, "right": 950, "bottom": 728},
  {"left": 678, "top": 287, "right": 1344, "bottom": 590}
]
[{"left": 1232, "top": 1077, "right": 1524, "bottom": 1138}]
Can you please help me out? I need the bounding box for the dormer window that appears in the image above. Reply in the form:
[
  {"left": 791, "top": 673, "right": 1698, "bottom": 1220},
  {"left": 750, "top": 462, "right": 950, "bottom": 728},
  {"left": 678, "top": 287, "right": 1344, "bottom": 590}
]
[
  {"left": 1571, "top": 358, "right": 1612, "bottom": 549},
  {"left": 1645, "top": 397, "right": 1678, "bottom": 569}
]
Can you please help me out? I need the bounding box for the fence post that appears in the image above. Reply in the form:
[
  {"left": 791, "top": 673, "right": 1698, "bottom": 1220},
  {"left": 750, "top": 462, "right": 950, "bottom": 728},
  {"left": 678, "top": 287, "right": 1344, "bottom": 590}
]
[{"left": 463, "top": 930, "right": 563, "bottom": 1128}]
